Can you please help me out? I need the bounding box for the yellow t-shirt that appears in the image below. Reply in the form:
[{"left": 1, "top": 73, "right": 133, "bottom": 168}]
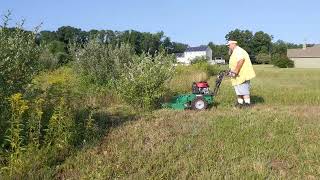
[{"left": 229, "top": 46, "right": 256, "bottom": 86}]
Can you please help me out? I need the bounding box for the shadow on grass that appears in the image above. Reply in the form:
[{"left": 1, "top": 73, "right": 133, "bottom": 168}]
[
  {"left": 211, "top": 95, "right": 265, "bottom": 109},
  {"left": 73, "top": 107, "right": 138, "bottom": 148},
  {"left": 251, "top": 95, "right": 265, "bottom": 104}
]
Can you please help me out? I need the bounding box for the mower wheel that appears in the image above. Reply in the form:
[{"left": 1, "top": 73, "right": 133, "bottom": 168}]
[{"left": 191, "top": 97, "right": 208, "bottom": 110}]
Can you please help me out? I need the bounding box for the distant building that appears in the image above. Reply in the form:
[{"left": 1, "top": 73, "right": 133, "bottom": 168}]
[
  {"left": 176, "top": 46, "right": 212, "bottom": 64},
  {"left": 287, "top": 44, "right": 320, "bottom": 68},
  {"left": 209, "top": 57, "right": 226, "bottom": 65}
]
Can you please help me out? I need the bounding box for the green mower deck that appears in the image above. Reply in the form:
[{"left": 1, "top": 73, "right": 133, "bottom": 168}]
[{"left": 162, "top": 94, "right": 214, "bottom": 110}]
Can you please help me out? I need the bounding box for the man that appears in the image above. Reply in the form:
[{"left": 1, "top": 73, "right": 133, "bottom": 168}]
[{"left": 227, "top": 40, "right": 256, "bottom": 107}]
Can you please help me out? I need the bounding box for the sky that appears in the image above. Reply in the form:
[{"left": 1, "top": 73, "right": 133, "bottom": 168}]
[{"left": 1, "top": 0, "right": 320, "bottom": 46}]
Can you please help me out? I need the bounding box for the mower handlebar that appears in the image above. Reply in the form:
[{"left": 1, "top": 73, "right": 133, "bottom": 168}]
[{"left": 213, "top": 70, "right": 229, "bottom": 96}]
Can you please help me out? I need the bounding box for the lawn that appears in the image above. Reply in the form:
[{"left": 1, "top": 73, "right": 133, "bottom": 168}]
[{"left": 52, "top": 65, "right": 320, "bottom": 179}]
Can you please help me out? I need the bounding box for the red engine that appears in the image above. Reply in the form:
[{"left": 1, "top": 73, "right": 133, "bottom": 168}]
[{"left": 192, "top": 81, "right": 210, "bottom": 94}]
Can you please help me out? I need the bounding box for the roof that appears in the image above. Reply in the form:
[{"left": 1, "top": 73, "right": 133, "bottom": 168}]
[
  {"left": 185, "top": 46, "right": 209, "bottom": 52},
  {"left": 287, "top": 45, "right": 320, "bottom": 58},
  {"left": 175, "top": 53, "right": 184, "bottom": 58}
]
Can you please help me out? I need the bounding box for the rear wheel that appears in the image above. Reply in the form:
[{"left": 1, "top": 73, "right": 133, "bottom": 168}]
[{"left": 191, "top": 97, "right": 208, "bottom": 110}]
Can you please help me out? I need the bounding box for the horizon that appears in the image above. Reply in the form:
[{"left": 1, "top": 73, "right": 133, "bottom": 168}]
[{"left": 1, "top": 0, "right": 320, "bottom": 46}]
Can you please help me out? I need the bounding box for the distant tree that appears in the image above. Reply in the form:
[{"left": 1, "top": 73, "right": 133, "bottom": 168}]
[
  {"left": 57, "top": 26, "right": 82, "bottom": 44},
  {"left": 271, "top": 40, "right": 287, "bottom": 56},
  {"left": 171, "top": 42, "right": 188, "bottom": 53},
  {"left": 208, "top": 42, "right": 229, "bottom": 61},
  {"left": 161, "top": 37, "right": 173, "bottom": 53},
  {"left": 225, "top": 29, "right": 253, "bottom": 54},
  {"left": 39, "top": 30, "right": 57, "bottom": 44},
  {"left": 141, "top": 31, "right": 164, "bottom": 55},
  {"left": 271, "top": 40, "right": 302, "bottom": 57},
  {"left": 251, "top": 31, "right": 273, "bottom": 55}
]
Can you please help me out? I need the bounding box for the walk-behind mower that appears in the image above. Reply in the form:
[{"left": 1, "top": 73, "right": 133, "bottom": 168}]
[{"left": 162, "top": 70, "right": 228, "bottom": 110}]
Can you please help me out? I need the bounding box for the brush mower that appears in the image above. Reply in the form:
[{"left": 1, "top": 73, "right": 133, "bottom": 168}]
[{"left": 162, "top": 70, "right": 228, "bottom": 110}]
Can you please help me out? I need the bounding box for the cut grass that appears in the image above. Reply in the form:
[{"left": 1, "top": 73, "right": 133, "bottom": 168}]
[{"left": 56, "top": 65, "right": 320, "bottom": 179}]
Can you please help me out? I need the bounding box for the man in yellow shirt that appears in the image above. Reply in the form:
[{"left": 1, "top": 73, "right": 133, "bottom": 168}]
[{"left": 227, "top": 40, "right": 256, "bottom": 107}]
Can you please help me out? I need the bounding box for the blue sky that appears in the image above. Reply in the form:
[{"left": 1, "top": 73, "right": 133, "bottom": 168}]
[{"left": 1, "top": 0, "right": 320, "bottom": 46}]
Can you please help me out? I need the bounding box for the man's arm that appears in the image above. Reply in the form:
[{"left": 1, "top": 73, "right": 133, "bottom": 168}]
[{"left": 233, "top": 59, "right": 245, "bottom": 75}]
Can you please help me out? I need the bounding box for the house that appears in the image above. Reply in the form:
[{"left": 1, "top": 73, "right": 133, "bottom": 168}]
[
  {"left": 176, "top": 46, "right": 212, "bottom": 64},
  {"left": 287, "top": 44, "right": 320, "bottom": 68}
]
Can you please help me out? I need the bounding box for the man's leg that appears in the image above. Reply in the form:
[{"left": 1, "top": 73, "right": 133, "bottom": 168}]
[
  {"left": 237, "top": 95, "right": 244, "bottom": 104},
  {"left": 234, "top": 81, "right": 251, "bottom": 107},
  {"left": 243, "top": 95, "right": 251, "bottom": 104}
]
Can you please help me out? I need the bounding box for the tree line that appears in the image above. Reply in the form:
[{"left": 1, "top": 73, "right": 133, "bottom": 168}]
[
  {"left": 37, "top": 26, "right": 303, "bottom": 66},
  {"left": 37, "top": 26, "right": 188, "bottom": 65}
]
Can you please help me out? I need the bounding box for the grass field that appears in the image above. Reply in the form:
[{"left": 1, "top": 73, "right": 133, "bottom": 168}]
[{"left": 50, "top": 65, "right": 320, "bottom": 179}]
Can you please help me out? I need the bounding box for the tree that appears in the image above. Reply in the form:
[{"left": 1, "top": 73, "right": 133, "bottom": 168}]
[
  {"left": 161, "top": 37, "right": 173, "bottom": 53},
  {"left": 208, "top": 42, "right": 229, "bottom": 61},
  {"left": 39, "top": 30, "right": 58, "bottom": 44},
  {"left": 251, "top": 31, "right": 273, "bottom": 55},
  {"left": 171, "top": 42, "right": 188, "bottom": 53},
  {"left": 271, "top": 40, "right": 302, "bottom": 57},
  {"left": 56, "top": 26, "right": 82, "bottom": 44},
  {"left": 272, "top": 40, "right": 287, "bottom": 56},
  {"left": 225, "top": 29, "right": 253, "bottom": 53}
]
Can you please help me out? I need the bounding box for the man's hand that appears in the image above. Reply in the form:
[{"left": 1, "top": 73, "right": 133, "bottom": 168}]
[{"left": 227, "top": 70, "right": 237, "bottom": 78}]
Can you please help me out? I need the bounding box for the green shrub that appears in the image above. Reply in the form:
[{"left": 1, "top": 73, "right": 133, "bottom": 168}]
[
  {"left": 192, "top": 62, "right": 227, "bottom": 76},
  {"left": 44, "top": 98, "right": 74, "bottom": 151},
  {"left": 39, "top": 47, "right": 60, "bottom": 70},
  {"left": 117, "top": 52, "right": 175, "bottom": 110},
  {"left": 191, "top": 56, "right": 208, "bottom": 64},
  {"left": 256, "top": 53, "right": 271, "bottom": 64},
  {"left": 272, "top": 54, "right": 294, "bottom": 68},
  {"left": 0, "top": 85, "right": 99, "bottom": 178},
  {"left": 3, "top": 93, "right": 29, "bottom": 177},
  {"left": 0, "top": 14, "right": 41, "bottom": 99},
  {"left": 0, "top": 13, "right": 41, "bottom": 143},
  {"left": 73, "top": 40, "right": 133, "bottom": 86}
]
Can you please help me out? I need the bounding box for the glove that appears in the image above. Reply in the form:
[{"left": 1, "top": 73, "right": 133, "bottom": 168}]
[{"left": 227, "top": 70, "right": 237, "bottom": 78}]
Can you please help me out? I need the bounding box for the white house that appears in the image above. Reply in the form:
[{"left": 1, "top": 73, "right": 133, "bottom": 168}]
[{"left": 176, "top": 46, "right": 212, "bottom": 64}]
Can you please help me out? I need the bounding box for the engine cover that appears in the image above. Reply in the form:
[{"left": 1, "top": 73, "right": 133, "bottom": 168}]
[{"left": 192, "top": 81, "right": 210, "bottom": 94}]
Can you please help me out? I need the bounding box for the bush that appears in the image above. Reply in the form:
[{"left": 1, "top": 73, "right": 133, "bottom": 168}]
[
  {"left": 38, "top": 47, "right": 60, "bottom": 70},
  {"left": 256, "top": 53, "right": 271, "bottom": 64},
  {"left": 191, "top": 56, "right": 208, "bottom": 64},
  {"left": 0, "top": 14, "right": 41, "bottom": 99},
  {"left": 0, "top": 12, "right": 41, "bottom": 148},
  {"left": 117, "top": 52, "right": 175, "bottom": 110},
  {"left": 190, "top": 61, "right": 227, "bottom": 77},
  {"left": 73, "top": 40, "right": 133, "bottom": 86},
  {"left": 272, "top": 54, "right": 294, "bottom": 68},
  {"left": 0, "top": 85, "right": 99, "bottom": 178}
]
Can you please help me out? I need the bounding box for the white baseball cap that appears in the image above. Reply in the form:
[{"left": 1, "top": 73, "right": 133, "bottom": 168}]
[{"left": 226, "top": 40, "right": 238, "bottom": 46}]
